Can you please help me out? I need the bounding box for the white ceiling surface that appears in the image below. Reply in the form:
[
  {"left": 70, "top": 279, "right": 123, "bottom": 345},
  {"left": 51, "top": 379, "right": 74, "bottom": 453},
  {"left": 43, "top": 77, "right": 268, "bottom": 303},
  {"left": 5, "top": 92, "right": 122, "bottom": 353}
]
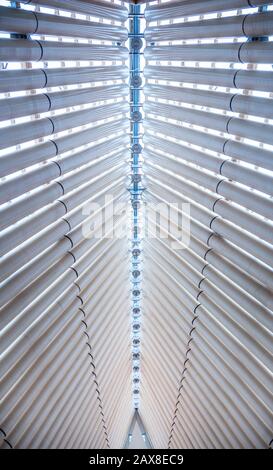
[{"left": 0, "top": 0, "right": 272, "bottom": 451}]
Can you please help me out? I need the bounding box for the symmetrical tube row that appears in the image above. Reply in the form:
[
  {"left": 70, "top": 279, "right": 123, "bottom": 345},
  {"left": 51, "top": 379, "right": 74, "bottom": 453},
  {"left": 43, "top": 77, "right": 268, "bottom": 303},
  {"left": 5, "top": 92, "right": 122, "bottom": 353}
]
[
  {"left": 0, "top": 5, "right": 128, "bottom": 41},
  {"left": 0, "top": 39, "right": 128, "bottom": 63},
  {"left": 145, "top": 10, "right": 273, "bottom": 41},
  {"left": 140, "top": 0, "right": 273, "bottom": 450},
  {"left": 19, "top": 0, "right": 128, "bottom": 21},
  {"left": 145, "top": 0, "right": 273, "bottom": 21},
  {"left": 0, "top": 0, "right": 132, "bottom": 449}
]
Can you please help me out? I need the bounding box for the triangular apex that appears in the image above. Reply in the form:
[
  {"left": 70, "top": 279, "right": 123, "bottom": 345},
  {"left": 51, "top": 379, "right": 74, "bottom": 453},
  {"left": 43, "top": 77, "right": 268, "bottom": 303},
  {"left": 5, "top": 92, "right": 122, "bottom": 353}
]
[{"left": 124, "top": 410, "right": 153, "bottom": 449}]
